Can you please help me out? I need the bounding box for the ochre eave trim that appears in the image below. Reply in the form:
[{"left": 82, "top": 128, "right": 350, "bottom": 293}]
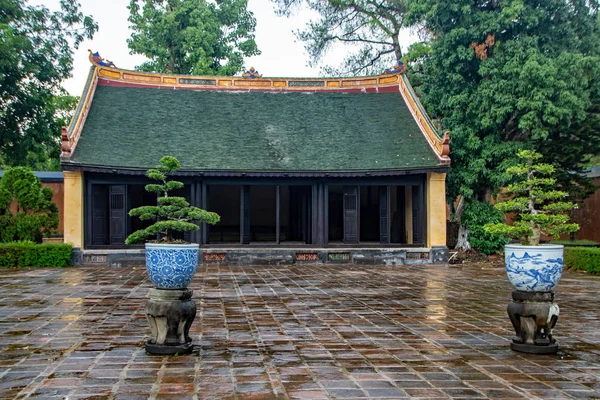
[
  {"left": 61, "top": 64, "right": 99, "bottom": 160},
  {"left": 397, "top": 75, "right": 451, "bottom": 164}
]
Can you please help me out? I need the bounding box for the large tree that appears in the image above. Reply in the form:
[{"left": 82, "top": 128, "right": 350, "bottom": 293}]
[
  {"left": 0, "top": 0, "right": 97, "bottom": 169},
  {"left": 273, "top": 0, "right": 416, "bottom": 76},
  {"left": 406, "top": 0, "right": 600, "bottom": 247},
  {"left": 127, "top": 0, "right": 260, "bottom": 75}
]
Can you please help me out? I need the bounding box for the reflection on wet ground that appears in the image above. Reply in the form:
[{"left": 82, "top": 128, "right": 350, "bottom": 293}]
[{"left": 0, "top": 264, "right": 598, "bottom": 399}]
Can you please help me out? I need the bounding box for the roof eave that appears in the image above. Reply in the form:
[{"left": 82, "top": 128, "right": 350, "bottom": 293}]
[{"left": 62, "top": 163, "right": 449, "bottom": 177}]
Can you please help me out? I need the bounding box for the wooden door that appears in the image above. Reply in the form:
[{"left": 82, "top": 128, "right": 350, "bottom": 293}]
[
  {"left": 109, "top": 185, "right": 126, "bottom": 244},
  {"left": 343, "top": 186, "right": 359, "bottom": 244},
  {"left": 91, "top": 185, "right": 108, "bottom": 245},
  {"left": 412, "top": 185, "right": 422, "bottom": 244}
]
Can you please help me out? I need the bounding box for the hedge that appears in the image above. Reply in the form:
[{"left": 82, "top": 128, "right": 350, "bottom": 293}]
[
  {"left": 0, "top": 242, "right": 72, "bottom": 268},
  {"left": 552, "top": 239, "right": 599, "bottom": 247},
  {"left": 564, "top": 247, "right": 600, "bottom": 275}
]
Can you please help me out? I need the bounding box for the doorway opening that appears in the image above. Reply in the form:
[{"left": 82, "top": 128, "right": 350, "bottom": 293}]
[{"left": 207, "top": 185, "right": 240, "bottom": 243}]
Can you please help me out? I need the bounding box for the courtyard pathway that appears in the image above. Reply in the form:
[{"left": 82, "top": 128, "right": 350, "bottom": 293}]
[{"left": 0, "top": 263, "right": 599, "bottom": 399}]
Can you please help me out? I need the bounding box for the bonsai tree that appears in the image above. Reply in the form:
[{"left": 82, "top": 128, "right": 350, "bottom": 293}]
[
  {"left": 125, "top": 156, "right": 219, "bottom": 244},
  {"left": 484, "top": 150, "right": 579, "bottom": 246},
  {"left": 0, "top": 167, "right": 58, "bottom": 243}
]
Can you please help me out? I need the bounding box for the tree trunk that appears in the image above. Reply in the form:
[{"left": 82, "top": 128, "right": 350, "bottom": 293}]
[
  {"left": 392, "top": 32, "right": 402, "bottom": 60},
  {"left": 455, "top": 225, "right": 472, "bottom": 251},
  {"left": 453, "top": 196, "right": 465, "bottom": 222}
]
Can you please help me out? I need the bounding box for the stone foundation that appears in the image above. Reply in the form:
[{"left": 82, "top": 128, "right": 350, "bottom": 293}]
[{"left": 76, "top": 246, "right": 449, "bottom": 266}]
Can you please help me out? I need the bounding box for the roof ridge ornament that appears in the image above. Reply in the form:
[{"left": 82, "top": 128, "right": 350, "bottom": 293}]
[
  {"left": 384, "top": 60, "right": 405, "bottom": 75},
  {"left": 60, "top": 126, "right": 71, "bottom": 156},
  {"left": 88, "top": 49, "right": 116, "bottom": 68},
  {"left": 441, "top": 131, "right": 450, "bottom": 158},
  {"left": 242, "top": 67, "right": 262, "bottom": 79}
]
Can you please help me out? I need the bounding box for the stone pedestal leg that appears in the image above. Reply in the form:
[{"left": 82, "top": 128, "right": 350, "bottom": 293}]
[
  {"left": 507, "top": 291, "right": 559, "bottom": 354},
  {"left": 145, "top": 288, "right": 196, "bottom": 355}
]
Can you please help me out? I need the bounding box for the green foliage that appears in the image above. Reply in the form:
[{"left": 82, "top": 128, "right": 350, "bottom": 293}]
[
  {"left": 564, "top": 247, "right": 600, "bottom": 274},
  {"left": 406, "top": 0, "right": 600, "bottom": 206},
  {"left": 484, "top": 150, "right": 579, "bottom": 246},
  {"left": 0, "top": 0, "right": 97, "bottom": 168},
  {"left": 127, "top": 0, "right": 260, "bottom": 75},
  {"left": 462, "top": 200, "right": 508, "bottom": 255},
  {"left": 126, "top": 156, "right": 220, "bottom": 244},
  {"left": 0, "top": 242, "right": 72, "bottom": 268},
  {"left": 273, "top": 0, "right": 410, "bottom": 76},
  {"left": 0, "top": 167, "right": 58, "bottom": 243}
]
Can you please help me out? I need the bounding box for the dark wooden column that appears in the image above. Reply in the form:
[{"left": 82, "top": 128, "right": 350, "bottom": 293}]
[
  {"left": 311, "top": 184, "right": 318, "bottom": 245},
  {"left": 412, "top": 183, "right": 426, "bottom": 244},
  {"left": 323, "top": 184, "right": 328, "bottom": 246},
  {"left": 379, "top": 186, "right": 391, "bottom": 244},
  {"left": 397, "top": 186, "right": 406, "bottom": 243},
  {"left": 275, "top": 185, "right": 280, "bottom": 244},
  {"left": 201, "top": 182, "right": 208, "bottom": 244},
  {"left": 310, "top": 183, "right": 328, "bottom": 246},
  {"left": 303, "top": 187, "right": 311, "bottom": 244},
  {"left": 240, "top": 185, "right": 250, "bottom": 244},
  {"left": 343, "top": 185, "right": 359, "bottom": 244},
  {"left": 189, "top": 182, "right": 201, "bottom": 244}
]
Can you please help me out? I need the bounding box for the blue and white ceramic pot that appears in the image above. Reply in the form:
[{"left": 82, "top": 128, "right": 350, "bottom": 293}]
[
  {"left": 145, "top": 243, "right": 199, "bottom": 289},
  {"left": 504, "top": 244, "right": 564, "bottom": 292}
]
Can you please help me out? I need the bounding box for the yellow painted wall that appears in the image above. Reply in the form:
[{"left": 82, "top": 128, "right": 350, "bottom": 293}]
[
  {"left": 427, "top": 172, "right": 447, "bottom": 247},
  {"left": 405, "top": 186, "right": 413, "bottom": 244},
  {"left": 63, "top": 170, "right": 83, "bottom": 248}
]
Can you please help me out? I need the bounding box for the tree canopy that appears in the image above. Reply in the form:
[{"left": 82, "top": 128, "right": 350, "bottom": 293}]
[
  {"left": 0, "top": 0, "right": 97, "bottom": 169},
  {"left": 406, "top": 0, "right": 600, "bottom": 247},
  {"left": 127, "top": 0, "right": 260, "bottom": 75},
  {"left": 272, "top": 0, "right": 415, "bottom": 76}
]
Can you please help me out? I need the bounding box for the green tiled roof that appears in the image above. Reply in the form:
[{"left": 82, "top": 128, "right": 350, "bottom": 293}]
[{"left": 71, "top": 85, "right": 441, "bottom": 171}]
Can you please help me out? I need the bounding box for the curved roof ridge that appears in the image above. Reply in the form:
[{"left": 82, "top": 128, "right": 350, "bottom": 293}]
[{"left": 87, "top": 50, "right": 405, "bottom": 92}]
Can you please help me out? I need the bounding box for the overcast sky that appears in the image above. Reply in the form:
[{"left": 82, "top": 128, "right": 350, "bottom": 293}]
[{"left": 31, "top": 0, "right": 416, "bottom": 95}]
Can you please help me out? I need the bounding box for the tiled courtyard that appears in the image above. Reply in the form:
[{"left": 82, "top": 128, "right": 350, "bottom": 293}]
[{"left": 0, "top": 263, "right": 599, "bottom": 400}]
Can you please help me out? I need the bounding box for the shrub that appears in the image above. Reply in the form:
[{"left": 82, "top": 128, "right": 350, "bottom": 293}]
[
  {"left": 564, "top": 247, "right": 600, "bottom": 274},
  {"left": 0, "top": 167, "right": 58, "bottom": 243},
  {"left": 551, "top": 239, "right": 599, "bottom": 247},
  {"left": 0, "top": 242, "right": 72, "bottom": 268},
  {"left": 462, "top": 200, "right": 508, "bottom": 254}
]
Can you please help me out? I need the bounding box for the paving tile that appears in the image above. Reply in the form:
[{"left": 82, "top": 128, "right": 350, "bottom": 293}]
[{"left": 0, "top": 264, "right": 598, "bottom": 399}]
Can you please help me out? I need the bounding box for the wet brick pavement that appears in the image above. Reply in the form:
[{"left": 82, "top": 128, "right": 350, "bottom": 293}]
[{"left": 0, "top": 264, "right": 599, "bottom": 399}]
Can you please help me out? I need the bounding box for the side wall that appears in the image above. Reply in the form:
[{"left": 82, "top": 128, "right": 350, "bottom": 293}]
[
  {"left": 426, "top": 172, "right": 447, "bottom": 247},
  {"left": 44, "top": 182, "right": 64, "bottom": 235},
  {"left": 63, "top": 170, "right": 83, "bottom": 248},
  {"left": 572, "top": 177, "right": 600, "bottom": 243}
]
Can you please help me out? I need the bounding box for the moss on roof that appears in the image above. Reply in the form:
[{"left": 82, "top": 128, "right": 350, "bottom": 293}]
[{"left": 71, "top": 85, "right": 440, "bottom": 171}]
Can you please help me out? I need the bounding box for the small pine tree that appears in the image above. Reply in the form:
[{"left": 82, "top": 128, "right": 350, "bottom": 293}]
[
  {"left": 125, "top": 156, "right": 219, "bottom": 245},
  {"left": 484, "top": 150, "right": 579, "bottom": 246}
]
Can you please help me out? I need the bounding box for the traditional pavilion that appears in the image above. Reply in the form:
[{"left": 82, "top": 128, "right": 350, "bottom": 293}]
[{"left": 61, "top": 51, "right": 450, "bottom": 266}]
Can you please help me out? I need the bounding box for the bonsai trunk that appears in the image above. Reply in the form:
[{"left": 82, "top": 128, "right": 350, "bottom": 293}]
[{"left": 528, "top": 224, "right": 541, "bottom": 246}]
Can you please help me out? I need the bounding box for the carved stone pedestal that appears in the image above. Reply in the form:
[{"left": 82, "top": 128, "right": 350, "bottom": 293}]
[
  {"left": 507, "top": 291, "right": 559, "bottom": 354},
  {"left": 145, "top": 288, "right": 196, "bottom": 355}
]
